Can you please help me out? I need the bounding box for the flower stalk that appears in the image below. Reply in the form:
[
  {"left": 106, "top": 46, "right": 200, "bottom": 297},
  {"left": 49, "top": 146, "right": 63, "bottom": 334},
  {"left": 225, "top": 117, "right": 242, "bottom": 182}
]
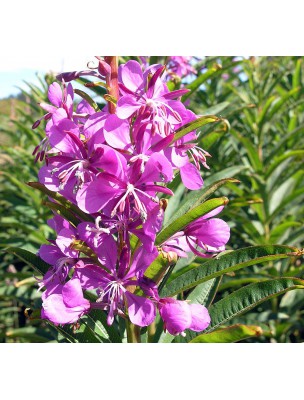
[{"left": 104, "top": 56, "right": 119, "bottom": 114}]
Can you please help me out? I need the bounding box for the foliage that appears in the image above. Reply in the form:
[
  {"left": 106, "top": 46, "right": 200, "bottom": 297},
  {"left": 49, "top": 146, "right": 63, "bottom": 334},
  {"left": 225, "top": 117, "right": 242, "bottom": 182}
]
[{"left": 0, "top": 57, "right": 303, "bottom": 343}]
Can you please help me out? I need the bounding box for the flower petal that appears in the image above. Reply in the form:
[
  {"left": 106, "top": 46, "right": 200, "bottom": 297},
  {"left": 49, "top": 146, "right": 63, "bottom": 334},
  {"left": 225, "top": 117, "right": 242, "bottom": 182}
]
[
  {"left": 124, "top": 292, "right": 156, "bottom": 327},
  {"left": 180, "top": 163, "right": 204, "bottom": 190},
  {"left": 189, "top": 304, "right": 211, "bottom": 332},
  {"left": 48, "top": 82, "right": 62, "bottom": 107}
]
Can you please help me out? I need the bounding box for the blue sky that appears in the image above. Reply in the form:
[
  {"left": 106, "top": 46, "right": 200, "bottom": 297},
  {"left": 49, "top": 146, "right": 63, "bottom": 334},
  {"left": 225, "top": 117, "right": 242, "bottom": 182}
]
[
  {"left": 0, "top": 69, "right": 46, "bottom": 99},
  {"left": 0, "top": 56, "right": 94, "bottom": 99}
]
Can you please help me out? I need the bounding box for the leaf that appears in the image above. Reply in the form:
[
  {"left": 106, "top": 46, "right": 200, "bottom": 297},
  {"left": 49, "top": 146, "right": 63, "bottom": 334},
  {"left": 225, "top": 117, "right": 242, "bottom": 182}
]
[
  {"left": 161, "top": 245, "right": 298, "bottom": 297},
  {"left": 74, "top": 89, "right": 100, "bottom": 111},
  {"left": 206, "top": 277, "right": 304, "bottom": 332},
  {"left": 155, "top": 196, "right": 229, "bottom": 246},
  {"left": 179, "top": 178, "right": 239, "bottom": 213},
  {"left": 190, "top": 324, "right": 263, "bottom": 343},
  {"left": 265, "top": 150, "right": 304, "bottom": 179},
  {"left": 230, "top": 130, "right": 263, "bottom": 172},
  {"left": 186, "top": 278, "right": 218, "bottom": 305},
  {"left": 5, "top": 247, "right": 50, "bottom": 275},
  {"left": 182, "top": 64, "right": 222, "bottom": 101},
  {"left": 144, "top": 252, "right": 171, "bottom": 283},
  {"left": 27, "top": 182, "right": 94, "bottom": 222},
  {"left": 43, "top": 200, "right": 81, "bottom": 227},
  {"left": 171, "top": 115, "right": 221, "bottom": 144},
  {"left": 6, "top": 327, "right": 55, "bottom": 342}
]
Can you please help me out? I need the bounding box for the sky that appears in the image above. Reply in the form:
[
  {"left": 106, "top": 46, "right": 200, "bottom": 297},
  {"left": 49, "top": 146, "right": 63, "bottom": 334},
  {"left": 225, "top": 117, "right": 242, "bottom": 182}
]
[{"left": 0, "top": 56, "right": 95, "bottom": 99}]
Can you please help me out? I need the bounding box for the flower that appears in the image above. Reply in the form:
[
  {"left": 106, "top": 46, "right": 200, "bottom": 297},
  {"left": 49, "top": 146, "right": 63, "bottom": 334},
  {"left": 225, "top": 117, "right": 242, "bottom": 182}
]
[
  {"left": 41, "top": 278, "right": 90, "bottom": 325},
  {"left": 159, "top": 298, "right": 210, "bottom": 336}
]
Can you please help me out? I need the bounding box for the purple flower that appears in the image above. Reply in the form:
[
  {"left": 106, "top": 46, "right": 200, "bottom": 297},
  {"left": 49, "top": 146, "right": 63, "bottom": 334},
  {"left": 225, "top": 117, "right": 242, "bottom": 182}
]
[
  {"left": 161, "top": 206, "right": 230, "bottom": 258},
  {"left": 159, "top": 298, "right": 210, "bottom": 336},
  {"left": 41, "top": 278, "right": 90, "bottom": 325},
  {"left": 167, "top": 56, "right": 196, "bottom": 78},
  {"left": 76, "top": 245, "right": 158, "bottom": 326},
  {"left": 76, "top": 152, "right": 173, "bottom": 221}
]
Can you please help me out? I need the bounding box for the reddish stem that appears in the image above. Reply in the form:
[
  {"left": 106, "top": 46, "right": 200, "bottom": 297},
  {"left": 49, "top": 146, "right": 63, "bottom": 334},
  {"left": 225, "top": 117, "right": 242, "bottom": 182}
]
[{"left": 104, "top": 56, "right": 119, "bottom": 114}]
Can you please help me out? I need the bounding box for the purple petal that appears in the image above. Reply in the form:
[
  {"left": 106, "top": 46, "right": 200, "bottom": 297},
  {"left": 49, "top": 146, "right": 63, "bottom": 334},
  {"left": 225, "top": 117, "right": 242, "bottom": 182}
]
[
  {"left": 200, "top": 206, "right": 224, "bottom": 220},
  {"left": 103, "top": 114, "right": 131, "bottom": 151},
  {"left": 62, "top": 278, "right": 90, "bottom": 308},
  {"left": 159, "top": 299, "right": 192, "bottom": 335},
  {"left": 124, "top": 292, "right": 156, "bottom": 327},
  {"left": 48, "top": 82, "right": 62, "bottom": 107},
  {"left": 137, "top": 153, "right": 173, "bottom": 185},
  {"left": 96, "top": 235, "right": 118, "bottom": 273},
  {"left": 192, "top": 218, "right": 230, "bottom": 248},
  {"left": 119, "top": 60, "right": 144, "bottom": 92},
  {"left": 42, "top": 291, "right": 89, "bottom": 325},
  {"left": 56, "top": 228, "right": 78, "bottom": 258},
  {"left": 83, "top": 111, "right": 108, "bottom": 141},
  {"left": 180, "top": 163, "right": 204, "bottom": 190},
  {"left": 116, "top": 95, "right": 141, "bottom": 119},
  {"left": 38, "top": 244, "right": 62, "bottom": 265},
  {"left": 76, "top": 178, "right": 120, "bottom": 214},
  {"left": 189, "top": 304, "right": 211, "bottom": 332},
  {"left": 125, "top": 246, "right": 158, "bottom": 279}
]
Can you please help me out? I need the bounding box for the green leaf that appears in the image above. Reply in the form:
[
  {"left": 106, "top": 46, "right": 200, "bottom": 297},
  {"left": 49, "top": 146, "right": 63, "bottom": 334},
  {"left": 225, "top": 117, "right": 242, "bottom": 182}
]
[
  {"left": 144, "top": 252, "right": 171, "bottom": 283},
  {"left": 178, "top": 178, "right": 239, "bottom": 213},
  {"left": 74, "top": 89, "right": 100, "bottom": 112},
  {"left": 265, "top": 150, "right": 304, "bottom": 178},
  {"left": 6, "top": 327, "right": 55, "bottom": 342},
  {"left": 230, "top": 130, "right": 263, "bottom": 172},
  {"left": 5, "top": 247, "right": 50, "bottom": 275},
  {"left": 186, "top": 278, "right": 220, "bottom": 306},
  {"left": 171, "top": 115, "right": 221, "bottom": 144},
  {"left": 292, "top": 59, "right": 302, "bottom": 100},
  {"left": 190, "top": 324, "right": 263, "bottom": 343},
  {"left": 155, "top": 196, "right": 229, "bottom": 246},
  {"left": 206, "top": 277, "right": 304, "bottom": 332},
  {"left": 28, "top": 182, "right": 94, "bottom": 222},
  {"left": 43, "top": 200, "right": 81, "bottom": 227},
  {"left": 161, "top": 245, "right": 297, "bottom": 297},
  {"left": 182, "top": 64, "right": 222, "bottom": 101}
]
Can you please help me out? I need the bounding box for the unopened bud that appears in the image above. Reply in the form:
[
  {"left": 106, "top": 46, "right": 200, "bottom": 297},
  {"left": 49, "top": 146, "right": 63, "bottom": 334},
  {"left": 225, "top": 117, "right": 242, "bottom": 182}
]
[
  {"left": 32, "top": 120, "right": 41, "bottom": 129},
  {"left": 97, "top": 59, "right": 111, "bottom": 78}
]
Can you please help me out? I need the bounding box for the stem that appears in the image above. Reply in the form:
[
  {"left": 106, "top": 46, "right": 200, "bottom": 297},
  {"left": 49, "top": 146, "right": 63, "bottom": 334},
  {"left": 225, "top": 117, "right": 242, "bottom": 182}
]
[
  {"left": 147, "top": 321, "right": 156, "bottom": 343},
  {"left": 126, "top": 319, "right": 141, "bottom": 343},
  {"left": 104, "top": 56, "right": 119, "bottom": 114}
]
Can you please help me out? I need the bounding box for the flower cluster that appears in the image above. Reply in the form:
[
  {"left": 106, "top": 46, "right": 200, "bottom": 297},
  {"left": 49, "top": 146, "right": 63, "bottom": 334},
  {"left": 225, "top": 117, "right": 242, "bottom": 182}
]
[{"left": 33, "top": 57, "right": 230, "bottom": 337}]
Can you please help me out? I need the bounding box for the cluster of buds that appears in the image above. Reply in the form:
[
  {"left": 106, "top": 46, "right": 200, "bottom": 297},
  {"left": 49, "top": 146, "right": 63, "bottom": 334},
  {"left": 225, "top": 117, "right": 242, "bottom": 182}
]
[{"left": 33, "top": 56, "right": 230, "bottom": 337}]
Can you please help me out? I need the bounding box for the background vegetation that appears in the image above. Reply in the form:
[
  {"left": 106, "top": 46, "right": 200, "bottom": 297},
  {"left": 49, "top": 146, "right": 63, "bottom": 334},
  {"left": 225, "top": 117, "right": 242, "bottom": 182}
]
[{"left": 0, "top": 56, "right": 303, "bottom": 343}]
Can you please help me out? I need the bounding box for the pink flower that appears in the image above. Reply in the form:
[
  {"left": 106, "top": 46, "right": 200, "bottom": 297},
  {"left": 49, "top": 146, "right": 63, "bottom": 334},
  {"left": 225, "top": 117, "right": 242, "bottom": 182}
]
[
  {"left": 159, "top": 298, "right": 210, "bottom": 336},
  {"left": 41, "top": 278, "right": 90, "bottom": 325}
]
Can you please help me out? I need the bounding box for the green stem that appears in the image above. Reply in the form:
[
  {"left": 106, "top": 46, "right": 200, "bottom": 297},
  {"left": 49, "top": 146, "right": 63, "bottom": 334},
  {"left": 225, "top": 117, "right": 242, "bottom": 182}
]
[
  {"left": 147, "top": 321, "right": 156, "bottom": 343},
  {"left": 126, "top": 319, "right": 141, "bottom": 343}
]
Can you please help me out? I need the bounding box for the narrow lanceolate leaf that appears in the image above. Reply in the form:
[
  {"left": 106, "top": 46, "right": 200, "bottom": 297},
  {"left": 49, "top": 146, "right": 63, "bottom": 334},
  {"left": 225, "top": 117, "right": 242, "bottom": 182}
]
[
  {"left": 179, "top": 178, "right": 239, "bottom": 215},
  {"left": 144, "top": 252, "right": 171, "bottom": 283},
  {"left": 206, "top": 277, "right": 304, "bottom": 332},
  {"left": 28, "top": 182, "right": 94, "bottom": 222},
  {"left": 5, "top": 247, "right": 50, "bottom": 275},
  {"left": 182, "top": 64, "right": 222, "bottom": 101},
  {"left": 74, "top": 89, "right": 100, "bottom": 112},
  {"left": 190, "top": 324, "right": 263, "bottom": 343},
  {"left": 163, "top": 178, "right": 236, "bottom": 231},
  {"left": 186, "top": 279, "right": 216, "bottom": 305},
  {"left": 187, "top": 276, "right": 222, "bottom": 308},
  {"left": 156, "top": 197, "right": 229, "bottom": 246},
  {"left": 161, "top": 245, "right": 298, "bottom": 297},
  {"left": 171, "top": 115, "right": 220, "bottom": 143},
  {"left": 6, "top": 327, "right": 55, "bottom": 343},
  {"left": 43, "top": 200, "right": 81, "bottom": 227}
]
